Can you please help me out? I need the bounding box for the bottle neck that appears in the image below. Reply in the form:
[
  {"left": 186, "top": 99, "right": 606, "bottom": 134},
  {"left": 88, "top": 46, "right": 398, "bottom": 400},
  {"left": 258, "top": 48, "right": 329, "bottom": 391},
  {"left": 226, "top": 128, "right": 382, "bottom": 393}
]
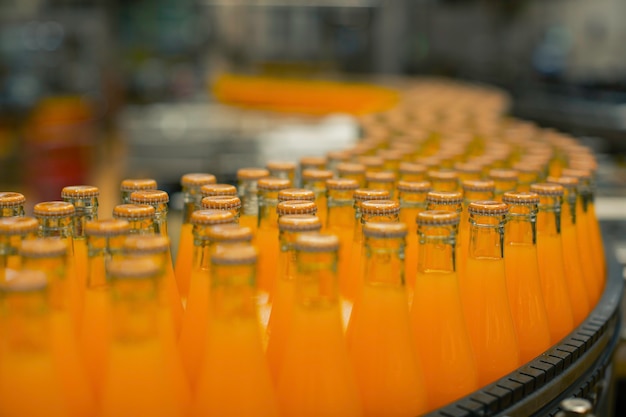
[
  {"left": 517, "top": 172, "right": 539, "bottom": 191},
  {"left": 427, "top": 202, "right": 462, "bottom": 213},
  {"left": 182, "top": 186, "right": 202, "bottom": 223},
  {"left": 67, "top": 197, "right": 98, "bottom": 238},
  {"left": 561, "top": 189, "right": 577, "bottom": 225},
  {"left": 537, "top": 195, "right": 562, "bottom": 235},
  {"left": 22, "top": 255, "right": 69, "bottom": 311},
  {"left": 327, "top": 190, "right": 355, "bottom": 229},
  {"left": 278, "top": 230, "right": 302, "bottom": 281},
  {"left": 1, "top": 206, "right": 25, "bottom": 217},
  {"left": 152, "top": 204, "right": 168, "bottom": 236},
  {"left": 468, "top": 213, "right": 505, "bottom": 259},
  {"left": 239, "top": 179, "right": 260, "bottom": 216},
  {"left": 398, "top": 192, "right": 428, "bottom": 208},
  {"left": 38, "top": 216, "right": 73, "bottom": 240},
  {"left": 417, "top": 224, "right": 456, "bottom": 273},
  {"left": 340, "top": 172, "right": 365, "bottom": 187},
  {"left": 505, "top": 205, "right": 537, "bottom": 245},
  {"left": 363, "top": 235, "right": 405, "bottom": 286},
  {"left": 87, "top": 235, "right": 127, "bottom": 288},
  {"left": 494, "top": 179, "right": 517, "bottom": 199},
  {"left": 294, "top": 250, "right": 339, "bottom": 308},
  {"left": 258, "top": 190, "right": 280, "bottom": 228},
  {"left": 463, "top": 190, "right": 494, "bottom": 206},
  {"left": 0, "top": 288, "right": 50, "bottom": 352},
  {"left": 0, "top": 233, "right": 34, "bottom": 257},
  {"left": 110, "top": 277, "right": 159, "bottom": 342},
  {"left": 210, "top": 263, "right": 257, "bottom": 320},
  {"left": 128, "top": 218, "right": 155, "bottom": 235}
]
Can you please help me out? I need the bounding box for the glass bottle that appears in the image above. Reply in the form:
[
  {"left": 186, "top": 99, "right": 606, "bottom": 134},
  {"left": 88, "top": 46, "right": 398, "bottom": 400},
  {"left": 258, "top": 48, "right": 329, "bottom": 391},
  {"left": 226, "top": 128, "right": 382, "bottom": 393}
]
[
  {"left": 301, "top": 169, "right": 333, "bottom": 227},
  {"left": 326, "top": 178, "right": 359, "bottom": 300},
  {"left": 80, "top": 218, "right": 130, "bottom": 400},
  {"left": 397, "top": 180, "right": 431, "bottom": 295},
  {"left": 0, "top": 191, "right": 25, "bottom": 217},
  {"left": 129, "top": 189, "right": 170, "bottom": 237},
  {"left": 377, "top": 149, "right": 404, "bottom": 173},
  {"left": 201, "top": 196, "right": 242, "bottom": 222},
  {"left": 427, "top": 169, "right": 460, "bottom": 192},
  {"left": 19, "top": 238, "right": 95, "bottom": 414},
  {"left": 364, "top": 171, "right": 397, "bottom": 199},
  {"left": 237, "top": 167, "right": 270, "bottom": 233},
  {"left": 0, "top": 216, "right": 38, "bottom": 283},
  {"left": 120, "top": 178, "right": 157, "bottom": 204},
  {"left": 192, "top": 243, "right": 279, "bottom": 417},
  {"left": 267, "top": 161, "right": 296, "bottom": 185},
  {"left": 411, "top": 210, "right": 478, "bottom": 410},
  {"left": 546, "top": 176, "right": 592, "bottom": 322},
  {"left": 530, "top": 183, "right": 575, "bottom": 343},
  {"left": 358, "top": 155, "right": 384, "bottom": 173},
  {"left": 277, "top": 188, "right": 316, "bottom": 204},
  {"left": 0, "top": 270, "right": 95, "bottom": 417},
  {"left": 256, "top": 178, "right": 291, "bottom": 297},
  {"left": 178, "top": 210, "right": 237, "bottom": 389},
  {"left": 327, "top": 150, "right": 352, "bottom": 175},
  {"left": 266, "top": 214, "right": 322, "bottom": 382},
  {"left": 488, "top": 169, "right": 519, "bottom": 201},
  {"left": 462, "top": 201, "right": 520, "bottom": 387},
  {"left": 398, "top": 162, "right": 427, "bottom": 182},
  {"left": 100, "top": 258, "right": 190, "bottom": 417},
  {"left": 348, "top": 222, "right": 428, "bottom": 417},
  {"left": 276, "top": 233, "right": 362, "bottom": 417},
  {"left": 337, "top": 162, "right": 366, "bottom": 188},
  {"left": 112, "top": 204, "right": 156, "bottom": 234},
  {"left": 512, "top": 163, "right": 542, "bottom": 192},
  {"left": 299, "top": 156, "right": 327, "bottom": 184},
  {"left": 454, "top": 162, "right": 482, "bottom": 184},
  {"left": 175, "top": 173, "right": 217, "bottom": 300},
  {"left": 200, "top": 183, "right": 237, "bottom": 198},
  {"left": 501, "top": 192, "right": 552, "bottom": 363}
]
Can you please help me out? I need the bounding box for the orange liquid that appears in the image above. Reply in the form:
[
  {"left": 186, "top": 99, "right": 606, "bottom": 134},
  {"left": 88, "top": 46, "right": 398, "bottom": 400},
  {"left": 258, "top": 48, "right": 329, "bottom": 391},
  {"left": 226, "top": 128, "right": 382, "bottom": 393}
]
[
  {"left": 560, "top": 218, "right": 591, "bottom": 325},
  {"left": 240, "top": 214, "right": 257, "bottom": 234},
  {"left": 257, "top": 226, "right": 279, "bottom": 297},
  {"left": 504, "top": 244, "right": 552, "bottom": 363},
  {"left": 348, "top": 238, "right": 364, "bottom": 302},
  {"left": 411, "top": 271, "right": 477, "bottom": 410},
  {"left": 348, "top": 284, "right": 428, "bottom": 417},
  {"left": 162, "top": 252, "right": 183, "bottom": 336},
  {"left": 73, "top": 238, "right": 88, "bottom": 328},
  {"left": 276, "top": 304, "right": 362, "bottom": 417},
  {"left": 456, "top": 211, "right": 470, "bottom": 289},
  {"left": 266, "top": 268, "right": 296, "bottom": 383},
  {"left": 462, "top": 258, "right": 520, "bottom": 387},
  {"left": 178, "top": 268, "right": 210, "bottom": 389},
  {"left": 174, "top": 223, "right": 194, "bottom": 305},
  {"left": 536, "top": 234, "right": 575, "bottom": 343},
  {"left": 400, "top": 207, "right": 420, "bottom": 293},
  {"left": 192, "top": 316, "right": 279, "bottom": 417},
  {"left": 80, "top": 288, "right": 109, "bottom": 401},
  {"left": 587, "top": 202, "right": 606, "bottom": 297},
  {"left": 575, "top": 202, "right": 601, "bottom": 306}
]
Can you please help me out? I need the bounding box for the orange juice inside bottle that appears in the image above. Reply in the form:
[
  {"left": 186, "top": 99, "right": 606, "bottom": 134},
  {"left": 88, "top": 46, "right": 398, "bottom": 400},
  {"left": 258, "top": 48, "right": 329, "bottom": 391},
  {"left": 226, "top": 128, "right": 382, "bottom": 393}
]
[
  {"left": 267, "top": 160, "right": 297, "bottom": 185},
  {"left": 547, "top": 177, "right": 591, "bottom": 325},
  {"left": 365, "top": 171, "right": 397, "bottom": 199},
  {"left": 462, "top": 201, "right": 520, "bottom": 387},
  {"left": 276, "top": 233, "right": 362, "bottom": 417},
  {"left": 411, "top": 210, "right": 477, "bottom": 410},
  {"left": 237, "top": 167, "right": 270, "bottom": 234},
  {"left": 178, "top": 210, "right": 237, "bottom": 388},
  {"left": 489, "top": 169, "right": 518, "bottom": 202},
  {"left": 338, "top": 162, "right": 367, "bottom": 188},
  {"left": 348, "top": 222, "right": 428, "bottom": 417},
  {"left": 302, "top": 169, "right": 333, "bottom": 228},
  {"left": 0, "top": 270, "right": 94, "bottom": 417},
  {"left": 101, "top": 258, "right": 190, "bottom": 417},
  {"left": 193, "top": 243, "right": 279, "bottom": 417},
  {"left": 531, "top": 183, "right": 575, "bottom": 343},
  {"left": 501, "top": 192, "right": 552, "bottom": 364},
  {"left": 266, "top": 215, "right": 321, "bottom": 382},
  {"left": 427, "top": 169, "right": 459, "bottom": 192},
  {"left": 174, "top": 173, "right": 217, "bottom": 305},
  {"left": 0, "top": 216, "right": 38, "bottom": 282}
]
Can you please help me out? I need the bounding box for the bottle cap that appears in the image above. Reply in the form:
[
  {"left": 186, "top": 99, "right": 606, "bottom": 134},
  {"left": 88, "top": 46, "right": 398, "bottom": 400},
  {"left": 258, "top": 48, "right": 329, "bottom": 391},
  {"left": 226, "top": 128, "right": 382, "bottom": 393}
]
[
  {"left": 326, "top": 178, "right": 359, "bottom": 191},
  {"left": 191, "top": 209, "right": 235, "bottom": 225},
  {"left": 129, "top": 190, "right": 169, "bottom": 204},
  {"left": 294, "top": 232, "right": 340, "bottom": 252},
  {"left": 201, "top": 196, "right": 242, "bottom": 210},
  {"left": 358, "top": 156, "right": 384, "bottom": 169},
  {"left": 398, "top": 162, "right": 426, "bottom": 175},
  {"left": 301, "top": 169, "right": 333, "bottom": 182},
  {"left": 278, "top": 214, "right": 322, "bottom": 232},
  {"left": 365, "top": 171, "right": 396, "bottom": 183},
  {"left": 201, "top": 184, "right": 237, "bottom": 197},
  {"left": 363, "top": 222, "right": 407, "bottom": 238},
  {"left": 397, "top": 181, "right": 431, "bottom": 193},
  {"left": 113, "top": 204, "right": 155, "bottom": 220},
  {"left": 561, "top": 169, "right": 592, "bottom": 180},
  {"left": 0, "top": 217, "right": 39, "bottom": 235},
  {"left": 266, "top": 161, "right": 297, "bottom": 172},
  {"left": 512, "top": 162, "right": 543, "bottom": 174},
  {"left": 530, "top": 183, "right": 565, "bottom": 196},
  {"left": 326, "top": 150, "right": 351, "bottom": 161},
  {"left": 258, "top": 178, "right": 291, "bottom": 191},
  {"left": 489, "top": 169, "right": 519, "bottom": 181},
  {"left": 85, "top": 219, "right": 131, "bottom": 237},
  {"left": 123, "top": 235, "right": 169, "bottom": 254},
  {"left": 502, "top": 191, "right": 540, "bottom": 205},
  {"left": 417, "top": 210, "right": 460, "bottom": 226},
  {"left": 468, "top": 200, "right": 509, "bottom": 215},
  {"left": 61, "top": 185, "right": 100, "bottom": 199},
  {"left": 211, "top": 243, "right": 257, "bottom": 265},
  {"left": 237, "top": 167, "right": 270, "bottom": 180},
  {"left": 0, "top": 192, "right": 26, "bottom": 208},
  {"left": 454, "top": 162, "right": 483, "bottom": 175},
  {"left": 0, "top": 269, "right": 47, "bottom": 292},
  {"left": 300, "top": 156, "right": 327, "bottom": 168},
  {"left": 360, "top": 199, "right": 400, "bottom": 215},
  {"left": 107, "top": 258, "right": 160, "bottom": 279},
  {"left": 547, "top": 176, "right": 579, "bottom": 189},
  {"left": 33, "top": 201, "right": 75, "bottom": 217},
  {"left": 427, "top": 169, "right": 459, "bottom": 182},
  {"left": 415, "top": 155, "right": 443, "bottom": 168},
  {"left": 278, "top": 188, "right": 316, "bottom": 202},
  {"left": 462, "top": 180, "right": 495, "bottom": 192},
  {"left": 277, "top": 200, "right": 317, "bottom": 216},
  {"left": 120, "top": 178, "right": 157, "bottom": 192},
  {"left": 377, "top": 149, "right": 404, "bottom": 161},
  {"left": 181, "top": 173, "right": 217, "bottom": 187},
  {"left": 337, "top": 162, "right": 366, "bottom": 175},
  {"left": 353, "top": 189, "right": 390, "bottom": 202},
  {"left": 206, "top": 224, "right": 253, "bottom": 242},
  {"left": 426, "top": 191, "right": 463, "bottom": 205},
  {"left": 20, "top": 237, "right": 67, "bottom": 257}
]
